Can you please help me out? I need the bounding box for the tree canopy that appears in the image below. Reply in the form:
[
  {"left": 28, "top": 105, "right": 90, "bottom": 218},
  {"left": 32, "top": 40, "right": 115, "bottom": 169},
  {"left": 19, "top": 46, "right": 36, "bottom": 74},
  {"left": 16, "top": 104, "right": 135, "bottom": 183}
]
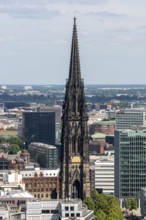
[
  {"left": 126, "top": 197, "right": 138, "bottom": 211},
  {"left": 0, "top": 137, "right": 22, "bottom": 154},
  {"left": 84, "top": 190, "right": 123, "bottom": 220}
]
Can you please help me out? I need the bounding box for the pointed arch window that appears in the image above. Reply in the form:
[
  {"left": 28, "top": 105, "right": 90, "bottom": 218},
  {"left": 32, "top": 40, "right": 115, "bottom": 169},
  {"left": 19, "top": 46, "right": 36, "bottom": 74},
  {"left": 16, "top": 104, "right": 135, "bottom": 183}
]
[
  {"left": 72, "top": 180, "right": 80, "bottom": 198},
  {"left": 72, "top": 136, "right": 76, "bottom": 154}
]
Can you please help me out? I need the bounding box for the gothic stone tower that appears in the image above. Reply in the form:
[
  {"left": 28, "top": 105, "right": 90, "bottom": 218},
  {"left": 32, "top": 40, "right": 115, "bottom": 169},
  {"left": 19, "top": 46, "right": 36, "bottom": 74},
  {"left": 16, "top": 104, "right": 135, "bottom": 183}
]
[{"left": 60, "top": 18, "right": 90, "bottom": 200}]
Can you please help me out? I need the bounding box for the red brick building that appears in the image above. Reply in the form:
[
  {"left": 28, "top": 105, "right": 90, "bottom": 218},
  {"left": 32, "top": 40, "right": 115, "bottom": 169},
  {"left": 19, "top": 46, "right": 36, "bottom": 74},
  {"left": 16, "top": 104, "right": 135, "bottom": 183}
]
[
  {"left": 20, "top": 168, "right": 60, "bottom": 200},
  {"left": 89, "top": 120, "right": 115, "bottom": 135}
]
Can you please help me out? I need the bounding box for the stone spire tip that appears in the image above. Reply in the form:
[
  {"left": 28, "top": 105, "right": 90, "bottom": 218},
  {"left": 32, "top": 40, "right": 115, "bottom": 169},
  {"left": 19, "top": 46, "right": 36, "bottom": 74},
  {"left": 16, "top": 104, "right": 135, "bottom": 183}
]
[{"left": 73, "top": 11, "right": 77, "bottom": 23}]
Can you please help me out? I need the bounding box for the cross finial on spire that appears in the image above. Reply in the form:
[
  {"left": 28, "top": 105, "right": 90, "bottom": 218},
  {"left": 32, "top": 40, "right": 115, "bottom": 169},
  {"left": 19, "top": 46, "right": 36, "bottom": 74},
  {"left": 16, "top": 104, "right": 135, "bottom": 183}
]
[{"left": 74, "top": 10, "right": 77, "bottom": 23}]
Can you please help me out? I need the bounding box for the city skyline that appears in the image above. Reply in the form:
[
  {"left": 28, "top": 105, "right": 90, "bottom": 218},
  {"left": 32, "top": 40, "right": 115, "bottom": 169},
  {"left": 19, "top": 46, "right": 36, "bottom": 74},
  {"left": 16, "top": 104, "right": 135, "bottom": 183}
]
[{"left": 0, "top": 0, "right": 146, "bottom": 85}]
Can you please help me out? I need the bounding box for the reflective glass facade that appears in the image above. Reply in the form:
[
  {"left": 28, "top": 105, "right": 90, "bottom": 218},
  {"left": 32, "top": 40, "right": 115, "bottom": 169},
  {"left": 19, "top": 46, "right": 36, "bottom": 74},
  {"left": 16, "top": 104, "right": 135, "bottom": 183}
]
[
  {"left": 116, "top": 110, "right": 145, "bottom": 130},
  {"left": 115, "top": 130, "right": 146, "bottom": 199},
  {"left": 23, "top": 112, "right": 55, "bottom": 146}
]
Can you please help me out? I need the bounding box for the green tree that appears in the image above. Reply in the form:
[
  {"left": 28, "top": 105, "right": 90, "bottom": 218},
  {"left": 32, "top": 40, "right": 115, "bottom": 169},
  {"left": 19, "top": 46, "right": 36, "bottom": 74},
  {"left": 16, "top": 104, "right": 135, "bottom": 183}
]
[
  {"left": 89, "top": 190, "right": 124, "bottom": 220},
  {"left": 92, "top": 189, "right": 99, "bottom": 201},
  {"left": 8, "top": 137, "right": 22, "bottom": 146},
  {"left": 126, "top": 197, "right": 138, "bottom": 211},
  {"left": 95, "top": 194, "right": 109, "bottom": 215},
  {"left": 0, "top": 137, "right": 5, "bottom": 144},
  {"left": 83, "top": 197, "right": 94, "bottom": 210},
  {"left": 106, "top": 206, "right": 123, "bottom": 220},
  {"left": 8, "top": 144, "right": 20, "bottom": 154},
  {"left": 95, "top": 209, "right": 106, "bottom": 220},
  {"left": 0, "top": 137, "right": 22, "bottom": 153}
]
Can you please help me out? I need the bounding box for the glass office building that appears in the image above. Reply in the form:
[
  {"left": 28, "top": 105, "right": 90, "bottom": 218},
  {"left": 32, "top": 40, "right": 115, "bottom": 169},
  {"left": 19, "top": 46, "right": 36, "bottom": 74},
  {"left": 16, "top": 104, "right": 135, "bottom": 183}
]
[
  {"left": 28, "top": 142, "right": 59, "bottom": 168},
  {"left": 116, "top": 110, "right": 145, "bottom": 130},
  {"left": 22, "top": 112, "right": 55, "bottom": 147},
  {"left": 115, "top": 129, "right": 146, "bottom": 200}
]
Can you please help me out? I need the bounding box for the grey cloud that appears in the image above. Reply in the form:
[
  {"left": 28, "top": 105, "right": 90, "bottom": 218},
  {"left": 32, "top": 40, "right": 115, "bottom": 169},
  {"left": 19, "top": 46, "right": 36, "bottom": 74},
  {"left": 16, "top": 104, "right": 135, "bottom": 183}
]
[
  {"left": 0, "top": 6, "right": 60, "bottom": 19},
  {"left": 87, "top": 11, "right": 126, "bottom": 18},
  {"left": 105, "top": 28, "right": 131, "bottom": 34},
  {"left": 138, "top": 25, "right": 146, "bottom": 30},
  {"left": 0, "top": 34, "right": 14, "bottom": 43}
]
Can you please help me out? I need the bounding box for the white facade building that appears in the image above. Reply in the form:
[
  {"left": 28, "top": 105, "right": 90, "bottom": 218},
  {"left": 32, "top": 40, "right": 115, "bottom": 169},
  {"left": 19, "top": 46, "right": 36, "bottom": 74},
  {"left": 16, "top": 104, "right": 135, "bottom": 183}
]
[
  {"left": 95, "top": 156, "right": 114, "bottom": 195},
  {"left": 0, "top": 170, "right": 25, "bottom": 190},
  {"left": 26, "top": 199, "right": 94, "bottom": 220},
  {"left": 20, "top": 167, "right": 60, "bottom": 178},
  {"left": 0, "top": 206, "right": 9, "bottom": 220}
]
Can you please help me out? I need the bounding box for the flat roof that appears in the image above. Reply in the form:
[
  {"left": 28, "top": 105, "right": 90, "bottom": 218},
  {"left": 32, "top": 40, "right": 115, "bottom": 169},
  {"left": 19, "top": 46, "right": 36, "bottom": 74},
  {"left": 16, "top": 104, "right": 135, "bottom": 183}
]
[{"left": 29, "top": 142, "right": 57, "bottom": 149}]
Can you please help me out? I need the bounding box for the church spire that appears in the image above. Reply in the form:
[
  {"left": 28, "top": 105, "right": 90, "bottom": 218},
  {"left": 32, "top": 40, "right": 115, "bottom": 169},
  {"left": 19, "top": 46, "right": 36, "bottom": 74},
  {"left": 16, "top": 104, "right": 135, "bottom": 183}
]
[
  {"left": 63, "top": 17, "right": 87, "bottom": 118},
  {"left": 69, "top": 17, "right": 81, "bottom": 81},
  {"left": 60, "top": 18, "right": 90, "bottom": 200}
]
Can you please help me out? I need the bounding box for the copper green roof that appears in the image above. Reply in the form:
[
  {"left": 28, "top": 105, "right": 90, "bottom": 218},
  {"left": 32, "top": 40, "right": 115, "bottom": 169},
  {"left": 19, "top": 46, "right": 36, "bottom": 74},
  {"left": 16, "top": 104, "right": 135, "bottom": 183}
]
[
  {"left": 91, "top": 132, "right": 106, "bottom": 139},
  {"left": 92, "top": 120, "right": 116, "bottom": 125}
]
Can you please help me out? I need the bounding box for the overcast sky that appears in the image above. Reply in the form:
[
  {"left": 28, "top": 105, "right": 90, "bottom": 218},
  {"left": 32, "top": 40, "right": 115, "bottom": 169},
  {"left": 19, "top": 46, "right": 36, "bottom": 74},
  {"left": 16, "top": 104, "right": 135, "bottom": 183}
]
[{"left": 0, "top": 0, "right": 146, "bottom": 85}]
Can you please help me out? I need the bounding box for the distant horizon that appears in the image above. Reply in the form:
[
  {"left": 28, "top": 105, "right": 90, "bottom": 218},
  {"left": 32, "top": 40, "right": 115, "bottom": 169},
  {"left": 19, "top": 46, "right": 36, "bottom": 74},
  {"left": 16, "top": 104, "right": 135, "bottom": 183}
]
[
  {"left": 0, "top": 83, "right": 146, "bottom": 85},
  {"left": 1, "top": 83, "right": 146, "bottom": 87}
]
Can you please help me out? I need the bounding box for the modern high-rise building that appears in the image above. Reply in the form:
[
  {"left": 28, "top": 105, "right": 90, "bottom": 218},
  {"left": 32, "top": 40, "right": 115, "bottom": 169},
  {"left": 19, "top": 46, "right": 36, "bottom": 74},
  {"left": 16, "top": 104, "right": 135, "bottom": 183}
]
[
  {"left": 60, "top": 18, "right": 90, "bottom": 200},
  {"left": 28, "top": 142, "right": 59, "bottom": 169},
  {"left": 40, "top": 105, "right": 62, "bottom": 143},
  {"left": 115, "top": 129, "right": 146, "bottom": 203},
  {"left": 22, "top": 112, "right": 55, "bottom": 147},
  {"left": 116, "top": 109, "right": 145, "bottom": 130}
]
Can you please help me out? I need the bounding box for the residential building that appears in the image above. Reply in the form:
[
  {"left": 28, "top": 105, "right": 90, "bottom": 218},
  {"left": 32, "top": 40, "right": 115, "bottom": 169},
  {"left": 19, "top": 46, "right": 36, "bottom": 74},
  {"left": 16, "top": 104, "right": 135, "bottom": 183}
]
[{"left": 28, "top": 142, "right": 59, "bottom": 168}]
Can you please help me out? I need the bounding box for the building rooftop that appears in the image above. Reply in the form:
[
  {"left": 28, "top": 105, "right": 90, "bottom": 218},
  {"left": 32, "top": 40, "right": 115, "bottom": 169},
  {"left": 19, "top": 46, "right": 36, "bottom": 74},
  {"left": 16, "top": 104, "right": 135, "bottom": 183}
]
[
  {"left": 120, "top": 129, "right": 146, "bottom": 135},
  {"left": 91, "top": 120, "right": 116, "bottom": 125},
  {"left": 95, "top": 158, "right": 114, "bottom": 164},
  {"left": 61, "top": 198, "right": 82, "bottom": 204},
  {"left": 29, "top": 142, "right": 57, "bottom": 150},
  {"left": 10, "top": 191, "right": 34, "bottom": 198},
  {"left": 0, "top": 190, "right": 34, "bottom": 199},
  {"left": 0, "top": 182, "right": 21, "bottom": 188},
  {"left": 20, "top": 168, "right": 60, "bottom": 177}
]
